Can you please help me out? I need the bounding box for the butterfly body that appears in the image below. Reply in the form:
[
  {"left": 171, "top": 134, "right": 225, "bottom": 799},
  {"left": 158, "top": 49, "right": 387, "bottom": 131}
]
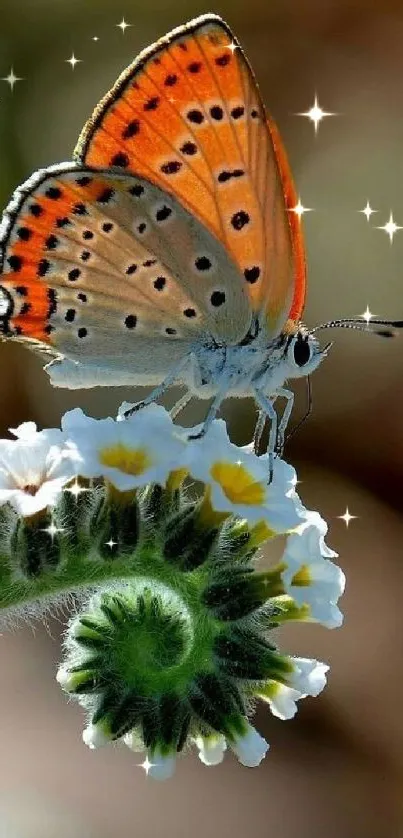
[
  {"left": 186, "top": 327, "right": 322, "bottom": 399},
  {"left": 0, "top": 13, "right": 326, "bottom": 444}
]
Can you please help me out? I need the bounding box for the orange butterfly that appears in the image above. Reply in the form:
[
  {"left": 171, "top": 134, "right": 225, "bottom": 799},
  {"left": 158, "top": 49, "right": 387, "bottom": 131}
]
[{"left": 0, "top": 14, "right": 400, "bottom": 453}]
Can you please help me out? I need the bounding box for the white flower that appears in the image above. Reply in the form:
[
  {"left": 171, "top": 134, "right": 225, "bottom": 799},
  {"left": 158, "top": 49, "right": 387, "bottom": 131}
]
[
  {"left": 259, "top": 682, "right": 304, "bottom": 720},
  {"left": 229, "top": 723, "right": 270, "bottom": 767},
  {"left": 82, "top": 723, "right": 110, "bottom": 749},
  {"left": 124, "top": 735, "right": 176, "bottom": 779},
  {"left": 0, "top": 423, "right": 77, "bottom": 516},
  {"left": 287, "top": 657, "right": 329, "bottom": 697},
  {"left": 9, "top": 421, "right": 38, "bottom": 440},
  {"left": 55, "top": 666, "right": 72, "bottom": 690},
  {"left": 62, "top": 405, "right": 186, "bottom": 491},
  {"left": 281, "top": 512, "right": 345, "bottom": 628},
  {"left": 194, "top": 734, "right": 227, "bottom": 766},
  {"left": 259, "top": 659, "right": 328, "bottom": 719},
  {"left": 123, "top": 730, "right": 144, "bottom": 753},
  {"left": 184, "top": 420, "right": 302, "bottom": 531},
  {"left": 258, "top": 670, "right": 329, "bottom": 720},
  {"left": 146, "top": 752, "right": 176, "bottom": 781}
]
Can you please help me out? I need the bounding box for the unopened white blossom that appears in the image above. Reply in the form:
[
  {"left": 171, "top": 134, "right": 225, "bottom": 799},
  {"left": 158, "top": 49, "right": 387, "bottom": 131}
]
[
  {"left": 146, "top": 751, "right": 176, "bottom": 780},
  {"left": 229, "top": 724, "right": 270, "bottom": 767},
  {"left": 82, "top": 723, "right": 110, "bottom": 750},
  {"left": 194, "top": 734, "right": 227, "bottom": 766}
]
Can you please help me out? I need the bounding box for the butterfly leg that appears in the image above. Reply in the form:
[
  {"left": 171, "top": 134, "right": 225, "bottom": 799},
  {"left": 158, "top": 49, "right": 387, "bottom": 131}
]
[
  {"left": 123, "top": 355, "right": 192, "bottom": 419},
  {"left": 170, "top": 391, "right": 192, "bottom": 421},
  {"left": 253, "top": 389, "right": 278, "bottom": 481},
  {"left": 187, "top": 389, "right": 228, "bottom": 440},
  {"left": 253, "top": 410, "right": 267, "bottom": 455},
  {"left": 275, "top": 388, "right": 295, "bottom": 456}
]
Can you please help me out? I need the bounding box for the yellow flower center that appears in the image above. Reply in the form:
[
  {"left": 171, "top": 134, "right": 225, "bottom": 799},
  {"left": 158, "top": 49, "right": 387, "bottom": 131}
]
[
  {"left": 99, "top": 443, "right": 152, "bottom": 476},
  {"left": 166, "top": 468, "right": 188, "bottom": 491},
  {"left": 249, "top": 520, "right": 276, "bottom": 546},
  {"left": 290, "top": 564, "right": 312, "bottom": 587},
  {"left": 210, "top": 461, "right": 266, "bottom": 506}
]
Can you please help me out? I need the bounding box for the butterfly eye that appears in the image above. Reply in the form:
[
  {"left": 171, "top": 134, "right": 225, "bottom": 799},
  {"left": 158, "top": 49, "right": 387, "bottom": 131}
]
[{"left": 292, "top": 334, "right": 312, "bottom": 367}]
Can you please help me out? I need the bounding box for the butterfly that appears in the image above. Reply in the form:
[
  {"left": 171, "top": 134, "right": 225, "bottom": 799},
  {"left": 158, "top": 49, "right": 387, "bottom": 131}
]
[{"left": 0, "top": 13, "right": 401, "bottom": 453}]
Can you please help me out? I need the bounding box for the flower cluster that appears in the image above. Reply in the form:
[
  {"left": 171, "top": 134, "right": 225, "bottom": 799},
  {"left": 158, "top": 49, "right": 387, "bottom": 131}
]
[{"left": 0, "top": 404, "right": 345, "bottom": 779}]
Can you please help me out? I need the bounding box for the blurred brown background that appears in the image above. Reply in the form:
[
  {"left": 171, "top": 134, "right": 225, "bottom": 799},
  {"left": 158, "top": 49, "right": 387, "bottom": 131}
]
[{"left": 1, "top": 1, "right": 403, "bottom": 836}]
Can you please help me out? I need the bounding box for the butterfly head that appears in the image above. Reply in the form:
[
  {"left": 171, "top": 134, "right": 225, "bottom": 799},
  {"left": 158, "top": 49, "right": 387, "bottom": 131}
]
[
  {"left": 246, "top": 323, "right": 329, "bottom": 399},
  {"left": 279, "top": 326, "right": 330, "bottom": 382}
]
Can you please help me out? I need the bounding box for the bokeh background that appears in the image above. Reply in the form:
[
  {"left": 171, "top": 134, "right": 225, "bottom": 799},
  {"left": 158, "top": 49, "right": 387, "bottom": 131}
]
[{"left": 1, "top": 1, "right": 403, "bottom": 836}]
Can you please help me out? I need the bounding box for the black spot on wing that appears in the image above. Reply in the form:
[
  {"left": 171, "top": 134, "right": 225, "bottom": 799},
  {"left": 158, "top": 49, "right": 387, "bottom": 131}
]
[
  {"left": 244, "top": 266, "right": 260, "bottom": 284},
  {"left": 161, "top": 161, "right": 182, "bottom": 175},
  {"left": 68, "top": 268, "right": 81, "bottom": 282},
  {"left": 231, "top": 210, "right": 250, "bottom": 231},
  {"left": 125, "top": 314, "right": 137, "bottom": 329},
  {"left": 110, "top": 152, "right": 130, "bottom": 168},
  {"left": 210, "top": 291, "right": 226, "bottom": 307}
]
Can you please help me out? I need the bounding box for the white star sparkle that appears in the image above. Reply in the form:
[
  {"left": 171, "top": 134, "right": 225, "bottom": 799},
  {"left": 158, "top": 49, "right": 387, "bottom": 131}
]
[
  {"left": 42, "top": 520, "right": 65, "bottom": 540},
  {"left": 224, "top": 40, "right": 238, "bottom": 54},
  {"left": 297, "top": 95, "right": 335, "bottom": 134},
  {"left": 66, "top": 53, "right": 81, "bottom": 70},
  {"left": 105, "top": 538, "right": 118, "bottom": 549},
  {"left": 64, "top": 479, "right": 89, "bottom": 500},
  {"left": 359, "top": 200, "right": 377, "bottom": 222},
  {"left": 92, "top": 36, "right": 99, "bottom": 42},
  {"left": 2, "top": 68, "right": 23, "bottom": 90},
  {"left": 117, "top": 18, "right": 131, "bottom": 33},
  {"left": 360, "top": 305, "right": 374, "bottom": 324},
  {"left": 289, "top": 197, "right": 313, "bottom": 219},
  {"left": 337, "top": 507, "right": 357, "bottom": 528},
  {"left": 377, "top": 212, "right": 402, "bottom": 243},
  {"left": 139, "top": 756, "right": 155, "bottom": 775}
]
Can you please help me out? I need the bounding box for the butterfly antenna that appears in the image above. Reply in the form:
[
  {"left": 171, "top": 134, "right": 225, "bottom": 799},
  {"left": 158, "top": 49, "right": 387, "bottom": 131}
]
[
  {"left": 311, "top": 318, "right": 403, "bottom": 338},
  {"left": 284, "top": 375, "right": 313, "bottom": 446}
]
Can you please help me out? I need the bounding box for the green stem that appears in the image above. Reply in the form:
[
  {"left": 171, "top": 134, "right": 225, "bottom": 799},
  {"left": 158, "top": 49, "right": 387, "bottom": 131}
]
[{"left": 0, "top": 545, "right": 210, "bottom": 615}]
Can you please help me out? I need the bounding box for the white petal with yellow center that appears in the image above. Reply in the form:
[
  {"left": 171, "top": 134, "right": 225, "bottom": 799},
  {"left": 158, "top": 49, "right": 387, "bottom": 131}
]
[
  {"left": 184, "top": 420, "right": 302, "bottom": 530},
  {"left": 281, "top": 514, "right": 345, "bottom": 628},
  {"left": 62, "top": 405, "right": 186, "bottom": 490}
]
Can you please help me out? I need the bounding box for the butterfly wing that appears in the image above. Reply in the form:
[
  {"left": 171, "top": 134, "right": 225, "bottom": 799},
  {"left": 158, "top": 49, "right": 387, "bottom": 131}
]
[
  {"left": 0, "top": 164, "right": 251, "bottom": 387},
  {"left": 77, "top": 13, "right": 306, "bottom": 337}
]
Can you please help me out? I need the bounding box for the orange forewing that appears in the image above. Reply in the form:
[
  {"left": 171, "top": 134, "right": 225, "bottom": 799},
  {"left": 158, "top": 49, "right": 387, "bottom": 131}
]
[
  {"left": 77, "top": 15, "right": 277, "bottom": 312},
  {"left": 77, "top": 15, "right": 306, "bottom": 330},
  {"left": 267, "top": 119, "right": 306, "bottom": 326}
]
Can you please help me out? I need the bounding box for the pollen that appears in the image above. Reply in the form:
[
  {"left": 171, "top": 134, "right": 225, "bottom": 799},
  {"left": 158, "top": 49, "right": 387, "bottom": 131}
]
[
  {"left": 210, "top": 461, "right": 266, "bottom": 505},
  {"left": 99, "top": 444, "right": 152, "bottom": 476},
  {"left": 290, "top": 564, "right": 312, "bottom": 587}
]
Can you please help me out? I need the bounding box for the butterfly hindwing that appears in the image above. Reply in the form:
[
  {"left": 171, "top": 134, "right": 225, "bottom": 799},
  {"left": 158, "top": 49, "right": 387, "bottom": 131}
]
[
  {"left": 76, "top": 13, "right": 306, "bottom": 333},
  {"left": 0, "top": 164, "right": 252, "bottom": 380}
]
